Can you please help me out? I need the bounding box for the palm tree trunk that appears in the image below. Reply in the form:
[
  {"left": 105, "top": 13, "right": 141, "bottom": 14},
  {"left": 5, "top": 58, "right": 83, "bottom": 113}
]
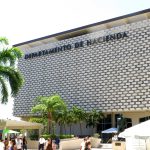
[
  {"left": 70, "top": 124, "right": 72, "bottom": 135},
  {"left": 79, "top": 122, "right": 82, "bottom": 135},
  {"left": 52, "top": 122, "right": 55, "bottom": 135},
  {"left": 48, "top": 112, "right": 53, "bottom": 149},
  {"left": 64, "top": 124, "right": 66, "bottom": 134},
  {"left": 48, "top": 112, "right": 52, "bottom": 134},
  {"left": 92, "top": 126, "right": 95, "bottom": 135},
  {"left": 60, "top": 124, "right": 63, "bottom": 134}
]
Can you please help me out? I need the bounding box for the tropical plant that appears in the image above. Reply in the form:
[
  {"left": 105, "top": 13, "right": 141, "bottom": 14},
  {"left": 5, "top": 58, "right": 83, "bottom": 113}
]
[
  {"left": 42, "top": 134, "right": 74, "bottom": 140},
  {"left": 54, "top": 108, "right": 68, "bottom": 134},
  {"left": 86, "top": 109, "right": 104, "bottom": 133},
  {"left": 72, "top": 106, "right": 86, "bottom": 135},
  {"left": 29, "top": 117, "right": 48, "bottom": 133},
  {"left": 28, "top": 129, "right": 39, "bottom": 140},
  {"left": 31, "top": 94, "right": 67, "bottom": 135},
  {"left": 65, "top": 110, "right": 76, "bottom": 135},
  {"left": 93, "top": 133, "right": 100, "bottom": 138},
  {"left": 0, "top": 37, "right": 24, "bottom": 103},
  {"left": 29, "top": 117, "right": 47, "bottom": 125},
  {"left": 117, "top": 114, "right": 127, "bottom": 132},
  {"left": 55, "top": 107, "right": 84, "bottom": 135}
]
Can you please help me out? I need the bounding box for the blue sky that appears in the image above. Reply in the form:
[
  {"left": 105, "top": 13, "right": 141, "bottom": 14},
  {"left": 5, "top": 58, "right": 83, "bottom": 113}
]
[{"left": 0, "top": 0, "right": 149, "bottom": 118}]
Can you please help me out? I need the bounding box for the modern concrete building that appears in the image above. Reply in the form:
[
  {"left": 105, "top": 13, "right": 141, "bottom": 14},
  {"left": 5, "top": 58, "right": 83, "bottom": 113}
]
[{"left": 13, "top": 9, "right": 150, "bottom": 134}]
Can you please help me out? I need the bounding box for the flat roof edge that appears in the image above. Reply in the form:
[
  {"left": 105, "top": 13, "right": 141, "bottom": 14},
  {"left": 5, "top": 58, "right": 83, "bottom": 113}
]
[{"left": 13, "top": 8, "right": 150, "bottom": 47}]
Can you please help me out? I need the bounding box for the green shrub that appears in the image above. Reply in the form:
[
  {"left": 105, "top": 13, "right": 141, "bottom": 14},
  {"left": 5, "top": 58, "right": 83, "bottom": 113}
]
[
  {"left": 93, "top": 133, "right": 100, "bottom": 138},
  {"left": 42, "top": 134, "right": 74, "bottom": 139},
  {"left": 42, "top": 134, "right": 56, "bottom": 140},
  {"left": 28, "top": 129, "right": 39, "bottom": 140},
  {"left": 51, "top": 134, "right": 57, "bottom": 139},
  {"left": 42, "top": 134, "right": 50, "bottom": 140},
  {"left": 59, "top": 134, "right": 74, "bottom": 139}
]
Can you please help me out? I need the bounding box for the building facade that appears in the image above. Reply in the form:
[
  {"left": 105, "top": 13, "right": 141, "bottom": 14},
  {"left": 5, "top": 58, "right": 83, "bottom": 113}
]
[{"left": 14, "top": 9, "right": 150, "bottom": 133}]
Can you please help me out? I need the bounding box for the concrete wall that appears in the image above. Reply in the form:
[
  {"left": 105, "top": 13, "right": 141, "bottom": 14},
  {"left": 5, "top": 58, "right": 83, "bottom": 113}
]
[
  {"left": 13, "top": 19, "right": 150, "bottom": 117},
  {"left": 122, "top": 111, "right": 150, "bottom": 125},
  {"left": 55, "top": 122, "right": 95, "bottom": 136}
]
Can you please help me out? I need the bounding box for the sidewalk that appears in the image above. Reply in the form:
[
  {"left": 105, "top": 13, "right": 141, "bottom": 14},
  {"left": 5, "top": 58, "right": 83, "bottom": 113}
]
[{"left": 28, "top": 148, "right": 112, "bottom": 150}]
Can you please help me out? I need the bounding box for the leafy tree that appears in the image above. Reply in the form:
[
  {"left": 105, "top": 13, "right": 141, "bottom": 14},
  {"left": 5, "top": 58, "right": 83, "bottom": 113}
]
[
  {"left": 31, "top": 95, "right": 67, "bottom": 134},
  {"left": 0, "top": 37, "right": 24, "bottom": 103}
]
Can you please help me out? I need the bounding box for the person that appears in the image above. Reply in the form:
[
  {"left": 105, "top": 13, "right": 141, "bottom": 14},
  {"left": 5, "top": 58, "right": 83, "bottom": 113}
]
[
  {"left": 86, "top": 136, "right": 90, "bottom": 142},
  {"left": 0, "top": 133, "right": 2, "bottom": 141},
  {"left": 52, "top": 141, "right": 57, "bottom": 150},
  {"left": 55, "top": 136, "right": 60, "bottom": 149},
  {"left": 4, "top": 138, "right": 9, "bottom": 150},
  {"left": 80, "top": 138, "right": 87, "bottom": 150},
  {"left": 8, "top": 139, "right": 17, "bottom": 150},
  {"left": 38, "top": 136, "right": 45, "bottom": 150},
  {"left": 15, "top": 137, "right": 22, "bottom": 150},
  {"left": 84, "top": 141, "right": 91, "bottom": 150},
  {"left": 22, "top": 136, "right": 27, "bottom": 150},
  {"left": 45, "top": 138, "right": 52, "bottom": 150},
  {"left": 112, "top": 134, "right": 118, "bottom": 141},
  {"left": 0, "top": 139, "right": 5, "bottom": 150}
]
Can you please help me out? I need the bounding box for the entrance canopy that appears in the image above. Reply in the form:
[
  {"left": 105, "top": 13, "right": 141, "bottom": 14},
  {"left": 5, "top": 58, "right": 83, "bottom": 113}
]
[
  {"left": 119, "top": 120, "right": 150, "bottom": 138},
  {"left": 3, "top": 129, "right": 20, "bottom": 134},
  {"left": 102, "top": 127, "right": 118, "bottom": 134},
  {"left": 0, "top": 119, "right": 43, "bottom": 130}
]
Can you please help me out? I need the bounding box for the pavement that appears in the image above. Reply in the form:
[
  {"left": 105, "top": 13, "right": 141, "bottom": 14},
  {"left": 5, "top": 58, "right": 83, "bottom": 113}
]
[{"left": 28, "top": 148, "right": 112, "bottom": 150}]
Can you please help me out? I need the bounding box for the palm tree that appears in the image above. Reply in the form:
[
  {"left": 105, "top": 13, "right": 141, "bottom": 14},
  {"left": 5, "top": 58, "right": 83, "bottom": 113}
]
[
  {"left": 0, "top": 37, "right": 24, "bottom": 103},
  {"left": 65, "top": 109, "right": 77, "bottom": 135},
  {"left": 117, "top": 114, "right": 127, "bottom": 133},
  {"left": 54, "top": 108, "right": 68, "bottom": 134},
  {"left": 31, "top": 95, "right": 67, "bottom": 134},
  {"left": 55, "top": 108, "right": 78, "bottom": 135},
  {"left": 86, "top": 109, "right": 104, "bottom": 134},
  {"left": 72, "top": 106, "right": 86, "bottom": 135}
]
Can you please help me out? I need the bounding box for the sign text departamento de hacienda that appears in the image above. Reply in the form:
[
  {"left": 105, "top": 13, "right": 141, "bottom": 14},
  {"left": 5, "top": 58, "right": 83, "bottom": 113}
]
[{"left": 25, "top": 32, "right": 128, "bottom": 59}]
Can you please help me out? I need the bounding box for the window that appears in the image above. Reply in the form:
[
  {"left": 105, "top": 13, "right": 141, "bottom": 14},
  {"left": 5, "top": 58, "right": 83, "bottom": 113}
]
[
  {"left": 97, "top": 114, "right": 112, "bottom": 132},
  {"left": 115, "top": 114, "right": 120, "bottom": 128},
  {"left": 115, "top": 114, "right": 132, "bottom": 129},
  {"left": 126, "top": 118, "right": 132, "bottom": 128},
  {"left": 139, "top": 116, "right": 150, "bottom": 123}
]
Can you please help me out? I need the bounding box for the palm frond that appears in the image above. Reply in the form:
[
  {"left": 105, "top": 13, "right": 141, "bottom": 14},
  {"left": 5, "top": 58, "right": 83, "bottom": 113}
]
[
  {"left": 0, "top": 47, "right": 23, "bottom": 66},
  {"left": 0, "top": 76, "right": 9, "bottom": 103},
  {"left": 0, "top": 37, "right": 8, "bottom": 45},
  {"left": 29, "top": 117, "right": 47, "bottom": 125},
  {"left": 0, "top": 66, "right": 24, "bottom": 96},
  {"left": 0, "top": 49, "right": 16, "bottom": 65},
  {"left": 10, "top": 47, "right": 23, "bottom": 59},
  {"left": 0, "top": 37, "right": 24, "bottom": 104},
  {"left": 31, "top": 95, "right": 67, "bottom": 117},
  {"left": 31, "top": 104, "right": 47, "bottom": 113}
]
